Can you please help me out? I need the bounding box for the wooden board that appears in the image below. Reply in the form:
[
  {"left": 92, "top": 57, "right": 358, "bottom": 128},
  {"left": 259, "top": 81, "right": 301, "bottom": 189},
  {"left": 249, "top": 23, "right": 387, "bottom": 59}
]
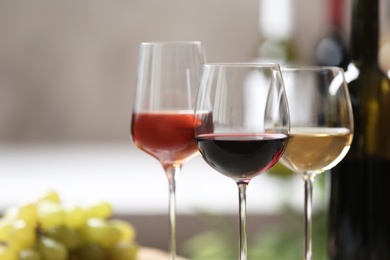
[{"left": 138, "top": 247, "right": 187, "bottom": 260}]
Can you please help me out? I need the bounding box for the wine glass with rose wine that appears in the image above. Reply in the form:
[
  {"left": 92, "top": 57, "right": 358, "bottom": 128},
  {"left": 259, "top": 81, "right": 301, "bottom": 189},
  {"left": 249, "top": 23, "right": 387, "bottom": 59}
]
[
  {"left": 279, "top": 67, "right": 353, "bottom": 260},
  {"left": 131, "top": 41, "right": 206, "bottom": 259},
  {"left": 194, "top": 63, "right": 290, "bottom": 260}
]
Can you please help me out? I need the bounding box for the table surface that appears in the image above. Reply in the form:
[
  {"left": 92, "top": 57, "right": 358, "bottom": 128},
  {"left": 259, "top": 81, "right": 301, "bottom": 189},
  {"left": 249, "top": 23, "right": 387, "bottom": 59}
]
[
  {"left": 0, "top": 143, "right": 308, "bottom": 215},
  {"left": 138, "top": 247, "right": 187, "bottom": 260}
]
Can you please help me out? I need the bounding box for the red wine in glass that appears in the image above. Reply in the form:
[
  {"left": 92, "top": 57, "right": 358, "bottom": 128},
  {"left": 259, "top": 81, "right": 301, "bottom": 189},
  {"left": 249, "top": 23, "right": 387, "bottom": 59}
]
[
  {"left": 194, "top": 63, "right": 290, "bottom": 260},
  {"left": 196, "top": 133, "right": 287, "bottom": 183}
]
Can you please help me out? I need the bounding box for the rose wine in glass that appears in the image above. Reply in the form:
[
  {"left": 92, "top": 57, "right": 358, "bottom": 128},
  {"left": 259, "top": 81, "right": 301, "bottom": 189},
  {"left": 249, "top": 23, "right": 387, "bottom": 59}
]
[
  {"left": 131, "top": 41, "right": 206, "bottom": 260},
  {"left": 194, "top": 63, "right": 290, "bottom": 260},
  {"left": 279, "top": 67, "right": 353, "bottom": 260},
  {"left": 132, "top": 111, "right": 200, "bottom": 163}
]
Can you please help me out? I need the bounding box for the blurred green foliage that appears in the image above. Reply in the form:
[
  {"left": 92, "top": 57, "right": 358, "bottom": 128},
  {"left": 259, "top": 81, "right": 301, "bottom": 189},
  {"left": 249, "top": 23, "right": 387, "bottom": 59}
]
[
  {"left": 180, "top": 172, "right": 329, "bottom": 260},
  {"left": 181, "top": 211, "right": 327, "bottom": 260}
]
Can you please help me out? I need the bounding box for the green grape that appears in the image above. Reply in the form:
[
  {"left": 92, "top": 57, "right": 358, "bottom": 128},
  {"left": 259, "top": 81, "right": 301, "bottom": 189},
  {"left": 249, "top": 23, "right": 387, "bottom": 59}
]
[
  {"left": 63, "top": 205, "right": 86, "bottom": 229},
  {"left": 8, "top": 220, "right": 36, "bottom": 253},
  {"left": 81, "top": 218, "right": 120, "bottom": 249},
  {"left": 110, "top": 220, "right": 136, "bottom": 242},
  {"left": 0, "top": 219, "right": 13, "bottom": 242},
  {"left": 109, "top": 241, "right": 138, "bottom": 260},
  {"left": 37, "top": 236, "right": 67, "bottom": 260},
  {"left": 75, "top": 244, "right": 107, "bottom": 260},
  {"left": 3, "top": 207, "right": 18, "bottom": 220},
  {"left": 19, "top": 248, "right": 42, "bottom": 260},
  {"left": 46, "top": 226, "right": 82, "bottom": 251},
  {"left": 37, "top": 202, "right": 65, "bottom": 231},
  {"left": 84, "top": 201, "right": 113, "bottom": 219},
  {"left": 17, "top": 203, "right": 38, "bottom": 227},
  {"left": 36, "top": 190, "right": 61, "bottom": 204},
  {"left": 3, "top": 203, "right": 38, "bottom": 228},
  {"left": 0, "top": 245, "right": 17, "bottom": 260}
]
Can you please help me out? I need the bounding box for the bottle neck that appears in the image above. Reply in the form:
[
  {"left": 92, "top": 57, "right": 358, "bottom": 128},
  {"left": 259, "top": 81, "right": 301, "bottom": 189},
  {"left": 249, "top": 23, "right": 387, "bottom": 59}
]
[
  {"left": 329, "top": 0, "right": 343, "bottom": 28},
  {"left": 350, "top": 0, "right": 379, "bottom": 65}
]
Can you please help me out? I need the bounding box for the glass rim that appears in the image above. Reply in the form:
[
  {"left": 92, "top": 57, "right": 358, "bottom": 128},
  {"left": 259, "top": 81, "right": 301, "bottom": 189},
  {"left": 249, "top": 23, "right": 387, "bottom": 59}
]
[
  {"left": 203, "top": 62, "right": 280, "bottom": 68},
  {"left": 281, "top": 65, "right": 344, "bottom": 72},
  {"left": 140, "top": 41, "right": 203, "bottom": 46}
]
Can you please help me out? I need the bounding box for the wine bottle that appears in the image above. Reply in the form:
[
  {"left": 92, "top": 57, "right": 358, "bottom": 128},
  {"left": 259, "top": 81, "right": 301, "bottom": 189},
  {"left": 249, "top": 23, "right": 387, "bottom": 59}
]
[
  {"left": 255, "top": 0, "right": 297, "bottom": 178},
  {"left": 328, "top": 0, "right": 390, "bottom": 258},
  {"left": 256, "top": 0, "right": 297, "bottom": 65},
  {"left": 315, "top": 0, "right": 348, "bottom": 69},
  {"left": 379, "top": 38, "right": 390, "bottom": 78},
  {"left": 379, "top": 0, "right": 390, "bottom": 77}
]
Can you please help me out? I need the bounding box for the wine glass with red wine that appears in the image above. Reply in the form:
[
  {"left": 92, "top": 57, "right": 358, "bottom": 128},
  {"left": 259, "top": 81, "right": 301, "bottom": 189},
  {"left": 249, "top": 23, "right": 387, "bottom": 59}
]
[
  {"left": 279, "top": 67, "right": 354, "bottom": 260},
  {"left": 131, "top": 41, "right": 206, "bottom": 260},
  {"left": 194, "top": 63, "right": 290, "bottom": 260}
]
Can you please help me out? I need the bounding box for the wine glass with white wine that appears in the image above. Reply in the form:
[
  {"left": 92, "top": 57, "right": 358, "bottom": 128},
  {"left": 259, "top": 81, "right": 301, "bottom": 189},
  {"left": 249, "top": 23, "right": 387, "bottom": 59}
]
[{"left": 279, "top": 66, "right": 354, "bottom": 260}]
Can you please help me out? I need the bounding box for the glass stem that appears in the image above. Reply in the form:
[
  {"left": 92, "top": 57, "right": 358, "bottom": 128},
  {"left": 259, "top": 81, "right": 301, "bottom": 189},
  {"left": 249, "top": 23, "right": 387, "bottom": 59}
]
[
  {"left": 164, "top": 165, "right": 181, "bottom": 260},
  {"left": 238, "top": 183, "right": 248, "bottom": 260},
  {"left": 303, "top": 175, "right": 314, "bottom": 260}
]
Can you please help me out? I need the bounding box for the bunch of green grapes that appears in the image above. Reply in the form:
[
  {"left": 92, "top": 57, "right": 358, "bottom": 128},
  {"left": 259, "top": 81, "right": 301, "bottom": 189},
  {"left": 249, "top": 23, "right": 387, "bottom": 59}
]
[{"left": 0, "top": 191, "right": 138, "bottom": 260}]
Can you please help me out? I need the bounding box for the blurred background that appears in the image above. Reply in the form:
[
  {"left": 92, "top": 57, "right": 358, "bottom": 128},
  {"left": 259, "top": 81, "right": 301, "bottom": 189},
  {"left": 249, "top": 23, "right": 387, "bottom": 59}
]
[{"left": 0, "top": 0, "right": 389, "bottom": 258}]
